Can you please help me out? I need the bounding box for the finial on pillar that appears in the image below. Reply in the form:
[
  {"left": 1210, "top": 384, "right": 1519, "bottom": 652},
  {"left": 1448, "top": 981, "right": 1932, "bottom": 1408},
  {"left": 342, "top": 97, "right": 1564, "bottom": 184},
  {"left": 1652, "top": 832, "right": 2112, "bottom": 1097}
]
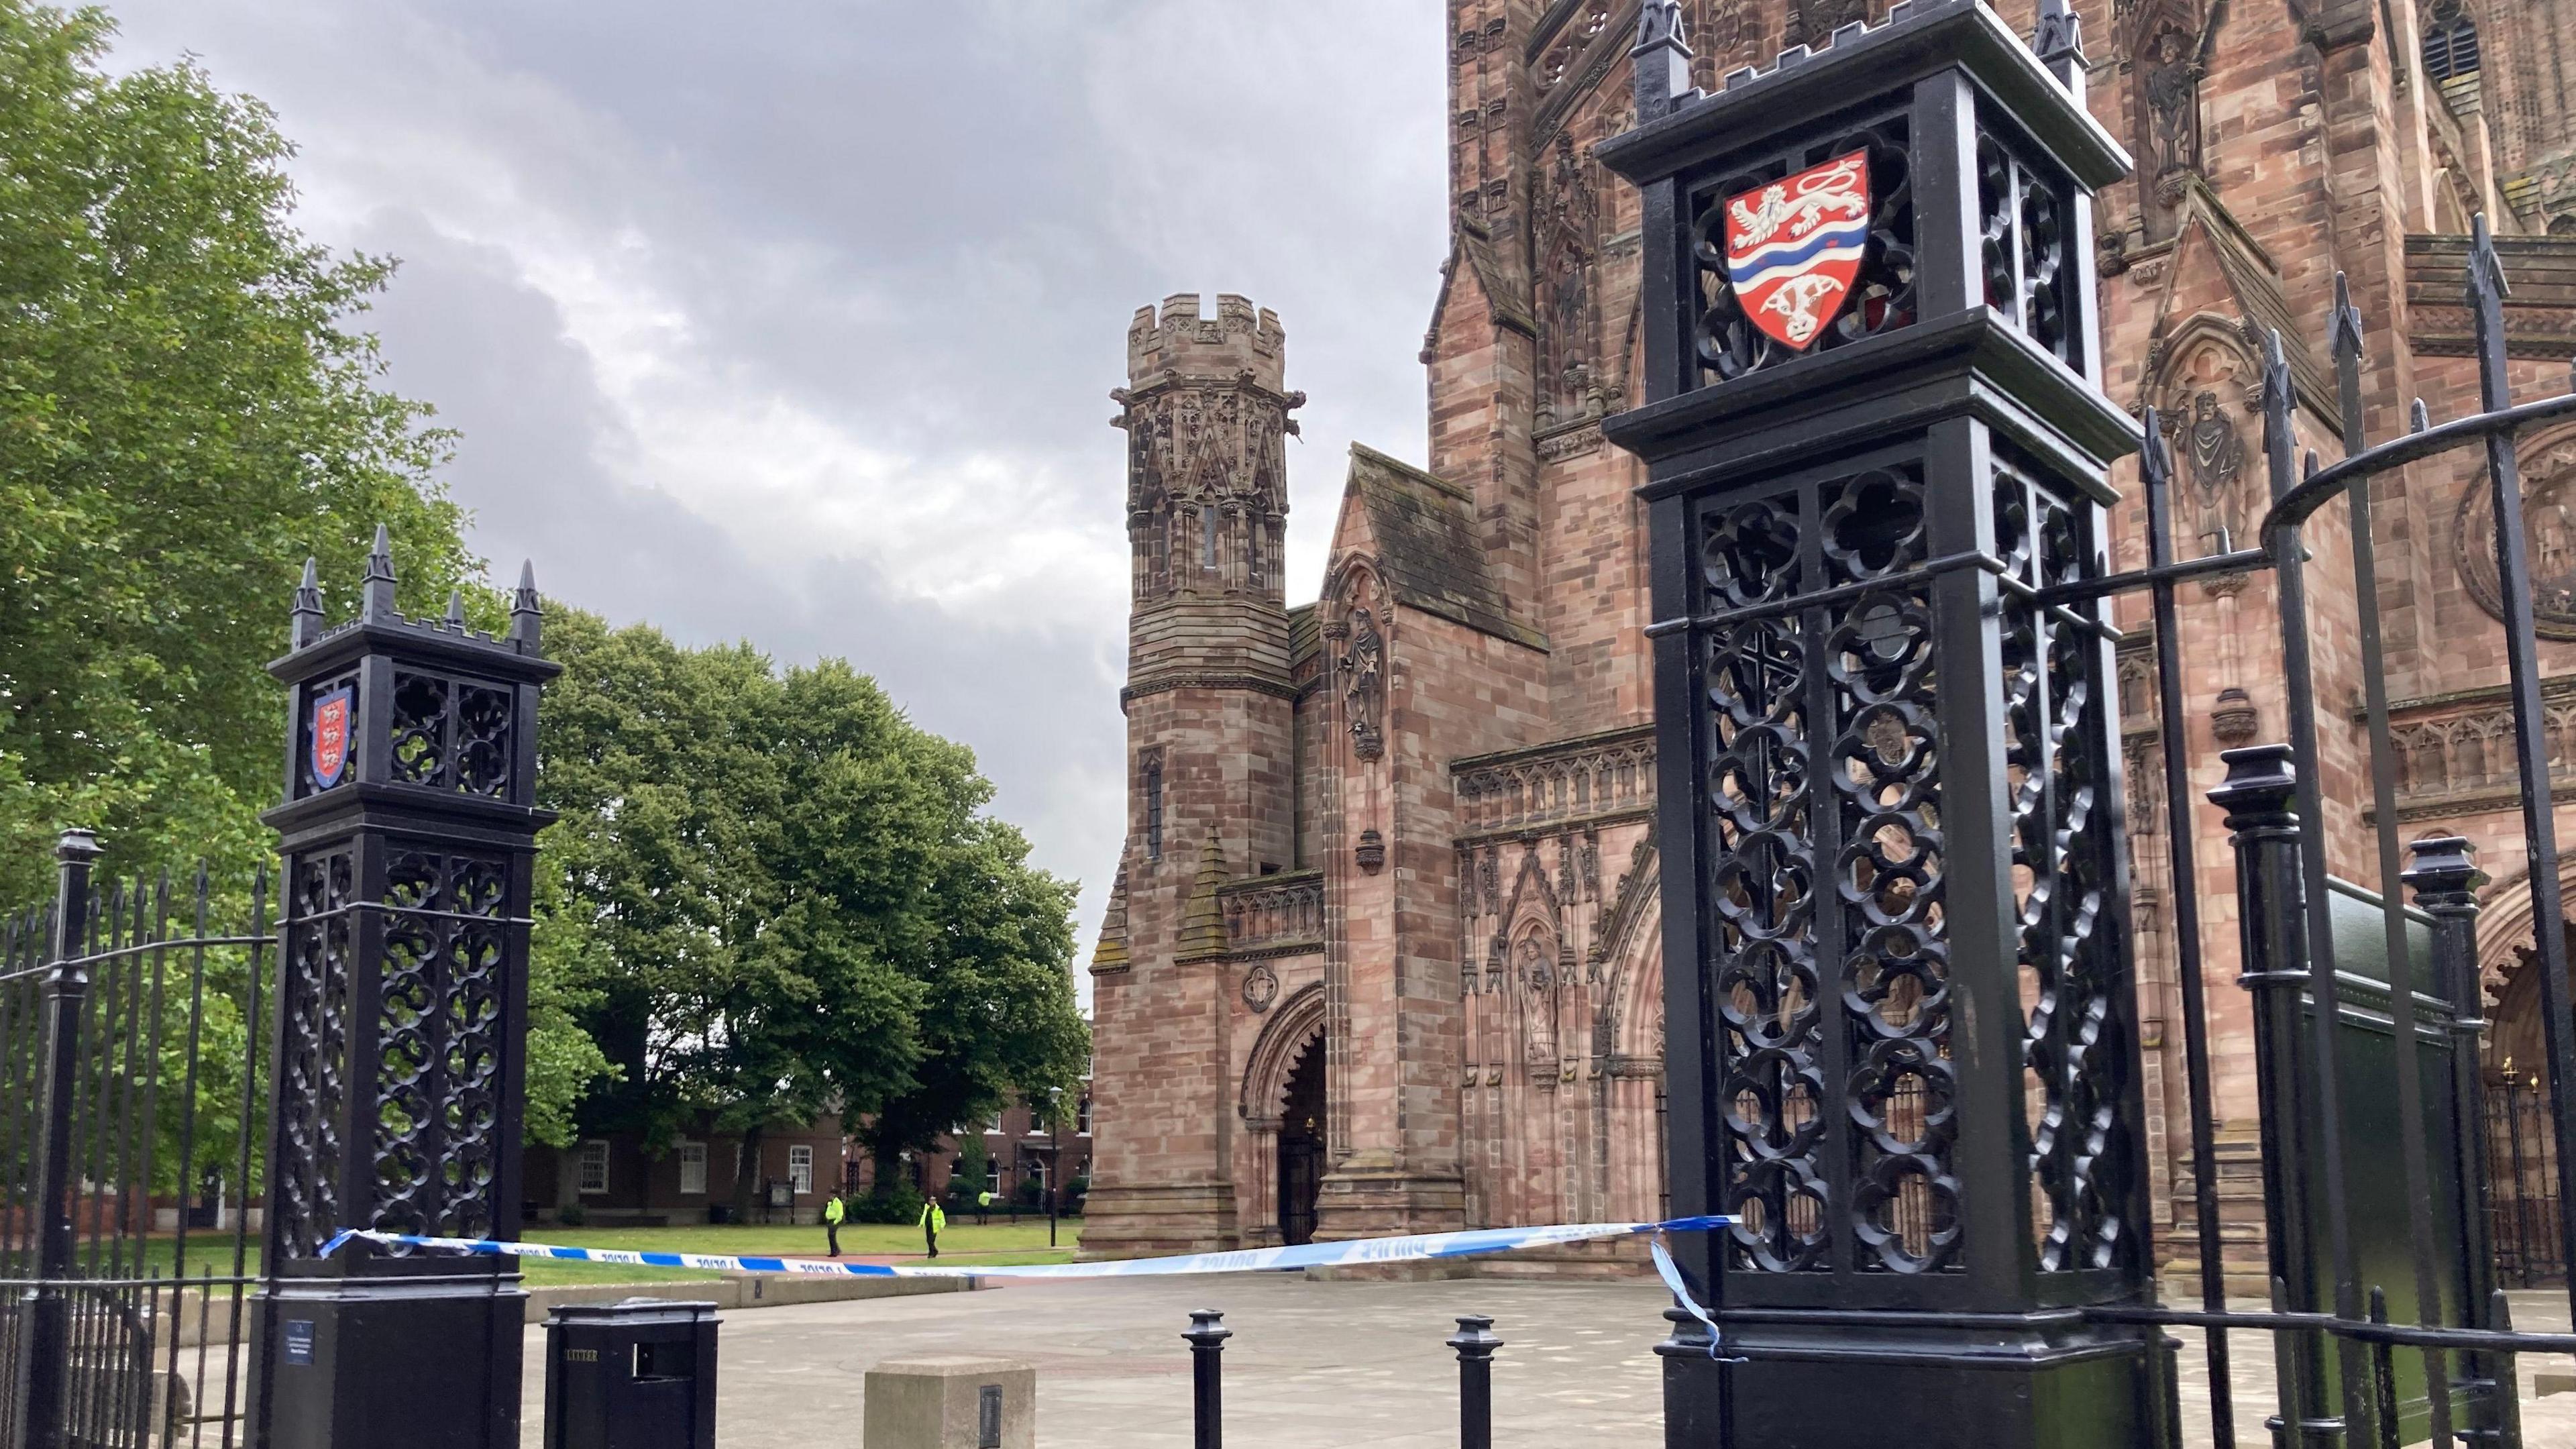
[
  {"left": 508, "top": 559, "right": 544, "bottom": 652},
  {"left": 445, "top": 589, "right": 467, "bottom": 630},
  {"left": 2033, "top": 0, "right": 2084, "bottom": 93},
  {"left": 1632, "top": 0, "right": 1695, "bottom": 122},
  {"left": 362, "top": 523, "right": 397, "bottom": 621},
  {"left": 292, "top": 557, "right": 325, "bottom": 649}
]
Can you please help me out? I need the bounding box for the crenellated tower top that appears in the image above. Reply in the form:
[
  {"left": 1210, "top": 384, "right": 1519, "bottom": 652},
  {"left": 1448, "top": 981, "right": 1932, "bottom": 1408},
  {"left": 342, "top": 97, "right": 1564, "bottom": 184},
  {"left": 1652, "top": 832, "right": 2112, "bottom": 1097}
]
[
  {"left": 1123, "top": 292, "right": 1289, "bottom": 392},
  {"left": 1111, "top": 294, "right": 1304, "bottom": 610}
]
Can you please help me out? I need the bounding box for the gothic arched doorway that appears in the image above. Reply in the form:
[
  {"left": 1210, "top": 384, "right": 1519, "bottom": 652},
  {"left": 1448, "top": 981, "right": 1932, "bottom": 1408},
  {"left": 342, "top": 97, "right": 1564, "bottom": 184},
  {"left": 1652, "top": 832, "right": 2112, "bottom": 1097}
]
[
  {"left": 1278, "top": 1036, "right": 1326, "bottom": 1246},
  {"left": 2484, "top": 927, "right": 2569, "bottom": 1285}
]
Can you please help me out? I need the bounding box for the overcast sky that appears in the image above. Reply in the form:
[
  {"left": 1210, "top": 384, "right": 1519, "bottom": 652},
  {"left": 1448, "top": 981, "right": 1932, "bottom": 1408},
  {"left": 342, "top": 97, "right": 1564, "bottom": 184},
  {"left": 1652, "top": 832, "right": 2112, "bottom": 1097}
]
[{"left": 103, "top": 1, "right": 1452, "bottom": 982}]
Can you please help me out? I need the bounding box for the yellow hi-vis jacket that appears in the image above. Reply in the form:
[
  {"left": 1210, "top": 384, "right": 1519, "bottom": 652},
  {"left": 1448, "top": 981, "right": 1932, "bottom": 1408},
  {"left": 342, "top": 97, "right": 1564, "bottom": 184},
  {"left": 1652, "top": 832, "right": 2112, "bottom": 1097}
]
[{"left": 920, "top": 1201, "right": 946, "bottom": 1232}]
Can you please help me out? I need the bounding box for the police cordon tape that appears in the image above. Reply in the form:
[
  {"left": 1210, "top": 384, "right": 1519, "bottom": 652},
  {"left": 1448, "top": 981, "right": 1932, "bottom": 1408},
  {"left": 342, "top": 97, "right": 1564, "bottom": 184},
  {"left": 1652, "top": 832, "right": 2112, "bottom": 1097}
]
[{"left": 320, "top": 1215, "right": 1730, "bottom": 1283}]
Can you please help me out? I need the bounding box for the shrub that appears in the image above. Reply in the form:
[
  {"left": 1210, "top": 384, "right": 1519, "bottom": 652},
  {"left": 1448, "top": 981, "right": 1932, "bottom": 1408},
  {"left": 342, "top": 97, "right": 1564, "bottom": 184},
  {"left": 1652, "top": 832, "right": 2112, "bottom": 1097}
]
[
  {"left": 849, "top": 1180, "right": 926, "bottom": 1224},
  {"left": 556, "top": 1204, "right": 588, "bottom": 1227}
]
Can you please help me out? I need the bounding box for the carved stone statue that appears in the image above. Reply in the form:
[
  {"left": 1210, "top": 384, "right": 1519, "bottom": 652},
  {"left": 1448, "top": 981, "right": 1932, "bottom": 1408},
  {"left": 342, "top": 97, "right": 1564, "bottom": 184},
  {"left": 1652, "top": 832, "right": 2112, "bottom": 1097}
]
[
  {"left": 1340, "top": 606, "right": 1385, "bottom": 759},
  {"left": 2143, "top": 27, "right": 2202, "bottom": 178},
  {"left": 2184, "top": 390, "right": 2246, "bottom": 550}
]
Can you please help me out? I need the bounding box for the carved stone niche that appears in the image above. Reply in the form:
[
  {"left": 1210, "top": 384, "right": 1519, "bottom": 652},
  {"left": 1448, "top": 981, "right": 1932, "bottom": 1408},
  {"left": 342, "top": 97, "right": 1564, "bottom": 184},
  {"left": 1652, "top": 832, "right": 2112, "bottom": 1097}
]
[
  {"left": 2149, "top": 318, "right": 2259, "bottom": 559},
  {"left": 2455, "top": 433, "right": 2576, "bottom": 639}
]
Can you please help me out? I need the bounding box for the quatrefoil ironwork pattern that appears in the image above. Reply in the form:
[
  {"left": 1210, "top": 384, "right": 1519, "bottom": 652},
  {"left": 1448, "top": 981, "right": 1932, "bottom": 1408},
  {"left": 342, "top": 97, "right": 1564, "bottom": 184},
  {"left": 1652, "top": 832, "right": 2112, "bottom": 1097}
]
[
  {"left": 370, "top": 849, "right": 510, "bottom": 1245},
  {"left": 1823, "top": 467, "right": 1960, "bottom": 1275},
  {"left": 1976, "top": 132, "right": 2080, "bottom": 372},
  {"left": 273, "top": 847, "right": 354, "bottom": 1258},
  {"left": 390, "top": 669, "right": 515, "bottom": 797},
  {"left": 1996, "top": 460, "right": 2133, "bottom": 1273}
]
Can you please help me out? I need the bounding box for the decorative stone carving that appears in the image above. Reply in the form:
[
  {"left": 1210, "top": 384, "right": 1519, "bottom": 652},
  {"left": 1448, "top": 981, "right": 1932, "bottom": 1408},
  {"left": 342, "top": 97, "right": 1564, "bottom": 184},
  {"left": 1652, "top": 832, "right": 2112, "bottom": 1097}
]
[
  {"left": 1340, "top": 605, "right": 1386, "bottom": 759},
  {"left": 1452, "top": 726, "right": 1656, "bottom": 835},
  {"left": 1242, "top": 963, "right": 1280, "bottom": 1013},
  {"left": 2141, "top": 25, "right": 2203, "bottom": 180},
  {"left": 2210, "top": 686, "right": 2259, "bottom": 743},
  {"left": 2183, "top": 390, "right": 2249, "bottom": 547},
  {"left": 1536, "top": 133, "right": 1603, "bottom": 427},
  {"left": 1355, "top": 828, "right": 1386, "bottom": 873},
  {"left": 2456, "top": 437, "right": 2576, "bottom": 638}
]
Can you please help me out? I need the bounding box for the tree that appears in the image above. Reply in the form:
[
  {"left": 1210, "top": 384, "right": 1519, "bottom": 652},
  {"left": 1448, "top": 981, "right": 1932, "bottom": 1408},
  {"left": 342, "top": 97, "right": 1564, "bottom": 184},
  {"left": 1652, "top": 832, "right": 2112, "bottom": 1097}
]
[
  {"left": 535, "top": 611, "right": 1087, "bottom": 1211},
  {"left": 0, "top": 3, "right": 607, "bottom": 1144},
  {"left": 0, "top": 0, "right": 473, "bottom": 900}
]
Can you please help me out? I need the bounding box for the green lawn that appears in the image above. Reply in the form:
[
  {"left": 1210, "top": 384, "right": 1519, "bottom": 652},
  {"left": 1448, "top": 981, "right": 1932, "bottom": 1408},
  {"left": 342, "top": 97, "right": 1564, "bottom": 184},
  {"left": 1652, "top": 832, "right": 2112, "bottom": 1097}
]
[{"left": 39, "top": 1220, "right": 1079, "bottom": 1287}]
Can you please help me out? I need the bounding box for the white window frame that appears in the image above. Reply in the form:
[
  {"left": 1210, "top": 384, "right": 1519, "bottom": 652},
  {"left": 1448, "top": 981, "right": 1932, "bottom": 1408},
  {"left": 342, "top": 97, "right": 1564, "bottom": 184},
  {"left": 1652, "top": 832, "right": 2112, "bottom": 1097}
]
[
  {"left": 788, "top": 1144, "right": 814, "bottom": 1195},
  {"left": 677, "top": 1141, "right": 706, "bottom": 1196},
  {"left": 578, "top": 1140, "right": 610, "bottom": 1196}
]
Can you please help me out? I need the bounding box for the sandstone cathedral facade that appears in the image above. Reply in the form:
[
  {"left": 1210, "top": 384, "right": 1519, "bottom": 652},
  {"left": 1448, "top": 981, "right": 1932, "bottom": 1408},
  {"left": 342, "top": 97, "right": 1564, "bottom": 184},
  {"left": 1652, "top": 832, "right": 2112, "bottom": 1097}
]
[{"left": 1081, "top": 0, "right": 2576, "bottom": 1275}]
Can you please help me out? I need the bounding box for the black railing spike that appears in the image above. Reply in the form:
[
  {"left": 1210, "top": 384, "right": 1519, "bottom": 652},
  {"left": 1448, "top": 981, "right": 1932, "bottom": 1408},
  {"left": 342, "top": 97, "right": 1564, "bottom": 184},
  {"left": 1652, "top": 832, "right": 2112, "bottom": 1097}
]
[
  {"left": 2033, "top": 0, "right": 2084, "bottom": 89},
  {"left": 2410, "top": 398, "right": 2430, "bottom": 433},
  {"left": 508, "top": 559, "right": 544, "bottom": 650},
  {"left": 2261, "top": 329, "right": 2295, "bottom": 457},
  {"left": 291, "top": 557, "right": 324, "bottom": 648},
  {"left": 445, "top": 590, "right": 467, "bottom": 629},
  {"left": 2330, "top": 272, "right": 2364, "bottom": 363},
  {"left": 362, "top": 523, "right": 397, "bottom": 621},
  {"left": 1631, "top": 0, "right": 1693, "bottom": 121},
  {"left": 2140, "top": 405, "right": 2168, "bottom": 488},
  {"left": 2303, "top": 449, "right": 2320, "bottom": 480},
  {"left": 2468, "top": 211, "right": 2510, "bottom": 307}
]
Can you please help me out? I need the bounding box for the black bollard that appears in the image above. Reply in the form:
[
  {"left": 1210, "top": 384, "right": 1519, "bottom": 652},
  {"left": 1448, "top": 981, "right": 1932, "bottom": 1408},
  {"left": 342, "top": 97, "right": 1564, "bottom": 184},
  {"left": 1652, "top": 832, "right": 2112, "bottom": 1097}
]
[
  {"left": 1447, "top": 1315, "right": 1502, "bottom": 1449},
  {"left": 1183, "top": 1309, "right": 1230, "bottom": 1449}
]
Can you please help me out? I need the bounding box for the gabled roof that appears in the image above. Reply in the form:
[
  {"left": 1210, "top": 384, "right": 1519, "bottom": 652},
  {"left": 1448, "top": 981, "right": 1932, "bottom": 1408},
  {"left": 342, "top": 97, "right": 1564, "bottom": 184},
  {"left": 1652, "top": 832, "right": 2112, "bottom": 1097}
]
[
  {"left": 1343, "top": 445, "right": 1547, "bottom": 650},
  {"left": 1420, "top": 215, "right": 1536, "bottom": 362}
]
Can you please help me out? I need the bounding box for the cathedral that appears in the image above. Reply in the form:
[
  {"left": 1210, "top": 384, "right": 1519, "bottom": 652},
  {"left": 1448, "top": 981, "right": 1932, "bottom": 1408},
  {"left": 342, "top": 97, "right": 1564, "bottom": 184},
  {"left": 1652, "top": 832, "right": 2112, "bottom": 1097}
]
[{"left": 1079, "top": 0, "right": 2576, "bottom": 1275}]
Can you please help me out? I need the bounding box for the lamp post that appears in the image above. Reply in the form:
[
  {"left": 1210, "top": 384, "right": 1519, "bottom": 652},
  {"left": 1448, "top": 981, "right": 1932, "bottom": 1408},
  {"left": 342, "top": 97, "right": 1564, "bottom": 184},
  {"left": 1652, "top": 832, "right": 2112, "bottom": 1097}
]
[{"left": 1046, "top": 1086, "right": 1063, "bottom": 1248}]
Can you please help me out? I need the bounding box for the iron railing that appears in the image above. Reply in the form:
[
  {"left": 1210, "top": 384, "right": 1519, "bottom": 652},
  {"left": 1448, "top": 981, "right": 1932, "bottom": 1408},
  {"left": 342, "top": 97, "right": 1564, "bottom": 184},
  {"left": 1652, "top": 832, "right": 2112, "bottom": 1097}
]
[
  {"left": 2, "top": 833, "right": 272, "bottom": 1449},
  {"left": 2100, "top": 218, "right": 2576, "bottom": 1444}
]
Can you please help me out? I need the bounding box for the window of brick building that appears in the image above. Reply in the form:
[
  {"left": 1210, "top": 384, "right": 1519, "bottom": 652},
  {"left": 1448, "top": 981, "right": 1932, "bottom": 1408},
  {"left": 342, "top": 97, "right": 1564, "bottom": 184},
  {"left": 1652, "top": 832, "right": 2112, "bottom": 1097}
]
[
  {"left": 678, "top": 1141, "right": 706, "bottom": 1195},
  {"left": 788, "top": 1144, "right": 814, "bottom": 1195},
  {"left": 1142, "top": 751, "right": 1165, "bottom": 861},
  {"left": 2422, "top": 0, "right": 2479, "bottom": 79},
  {"left": 578, "top": 1140, "right": 609, "bottom": 1195}
]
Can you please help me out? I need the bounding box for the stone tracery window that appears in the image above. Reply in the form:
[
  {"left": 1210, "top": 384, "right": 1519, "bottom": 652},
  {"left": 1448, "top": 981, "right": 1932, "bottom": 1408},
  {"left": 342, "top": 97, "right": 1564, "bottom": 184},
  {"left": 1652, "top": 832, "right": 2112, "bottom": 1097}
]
[{"left": 2422, "top": 0, "right": 2479, "bottom": 80}]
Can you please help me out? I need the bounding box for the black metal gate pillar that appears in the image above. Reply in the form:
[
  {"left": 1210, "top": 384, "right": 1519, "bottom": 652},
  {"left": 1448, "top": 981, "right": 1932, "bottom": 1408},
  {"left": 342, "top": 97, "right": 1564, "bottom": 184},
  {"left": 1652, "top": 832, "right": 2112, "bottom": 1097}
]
[
  {"left": 250, "top": 533, "right": 559, "bottom": 1449},
  {"left": 1602, "top": 2, "right": 2153, "bottom": 1444}
]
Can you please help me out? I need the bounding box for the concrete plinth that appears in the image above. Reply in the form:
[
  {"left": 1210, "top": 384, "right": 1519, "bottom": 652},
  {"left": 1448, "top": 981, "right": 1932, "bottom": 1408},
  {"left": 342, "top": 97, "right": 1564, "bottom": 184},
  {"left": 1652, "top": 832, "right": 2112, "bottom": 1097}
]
[{"left": 862, "top": 1356, "right": 1034, "bottom": 1449}]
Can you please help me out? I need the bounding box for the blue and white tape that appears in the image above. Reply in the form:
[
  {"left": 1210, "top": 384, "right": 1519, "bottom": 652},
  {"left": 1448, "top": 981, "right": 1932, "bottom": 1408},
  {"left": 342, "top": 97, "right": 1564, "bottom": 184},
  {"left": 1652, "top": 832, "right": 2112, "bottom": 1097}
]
[{"left": 322, "top": 1216, "right": 1729, "bottom": 1281}]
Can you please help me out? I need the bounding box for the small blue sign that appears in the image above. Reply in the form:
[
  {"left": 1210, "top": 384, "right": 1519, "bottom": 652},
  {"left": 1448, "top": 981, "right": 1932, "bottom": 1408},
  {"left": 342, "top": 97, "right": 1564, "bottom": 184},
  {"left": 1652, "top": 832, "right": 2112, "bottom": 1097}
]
[{"left": 284, "top": 1320, "right": 315, "bottom": 1366}]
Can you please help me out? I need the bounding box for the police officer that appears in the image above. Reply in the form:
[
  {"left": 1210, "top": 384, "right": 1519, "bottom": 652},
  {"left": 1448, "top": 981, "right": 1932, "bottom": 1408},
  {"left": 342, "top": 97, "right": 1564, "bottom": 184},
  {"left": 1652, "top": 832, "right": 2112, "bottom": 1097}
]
[
  {"left": 975, "top": 1189, "right": 995, "bottom": 1226},
  {"left": 822, "top": 1191, "right": 846, "bottom": 1258},
  {"left": 918, "top": 1197, "right": 946, "bottom": 1259}
]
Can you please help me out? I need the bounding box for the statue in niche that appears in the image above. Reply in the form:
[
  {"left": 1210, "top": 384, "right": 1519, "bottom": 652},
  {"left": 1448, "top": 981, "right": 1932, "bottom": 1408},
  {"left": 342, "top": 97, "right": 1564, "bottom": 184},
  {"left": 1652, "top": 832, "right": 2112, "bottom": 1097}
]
[
  {"left": 2454, "top": 443, "right": 2576, "bottom": 638},
  {"left": 1340, "top": 604, "right": 1385, "bottom": 759},
  {"left": 2184, "top": 390, "right": 2247, "bottom": 552},
  {"left": 2143, "top": 27, "right": 2203, "bottom": 182},
  {"left": 1520, "top": 937, "right": 1558, "bottom": 1059}
]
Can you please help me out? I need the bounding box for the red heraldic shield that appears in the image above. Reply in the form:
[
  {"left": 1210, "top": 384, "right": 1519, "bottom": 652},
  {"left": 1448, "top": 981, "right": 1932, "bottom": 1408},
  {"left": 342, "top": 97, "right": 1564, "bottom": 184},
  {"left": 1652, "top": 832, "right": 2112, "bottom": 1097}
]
[
  {"left": 309, "top": 686, "right": 354, "bottom": 790},
  {"left": 1723, "top": 150, "right": 1872, "bottom": 351}
]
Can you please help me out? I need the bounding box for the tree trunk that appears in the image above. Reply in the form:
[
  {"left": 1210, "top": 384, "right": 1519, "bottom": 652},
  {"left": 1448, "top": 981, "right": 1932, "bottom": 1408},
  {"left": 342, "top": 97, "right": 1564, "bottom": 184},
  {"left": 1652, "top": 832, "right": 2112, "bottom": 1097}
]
[{"left": 731, "top": 1122, "right": 766, "bottom": 1221}]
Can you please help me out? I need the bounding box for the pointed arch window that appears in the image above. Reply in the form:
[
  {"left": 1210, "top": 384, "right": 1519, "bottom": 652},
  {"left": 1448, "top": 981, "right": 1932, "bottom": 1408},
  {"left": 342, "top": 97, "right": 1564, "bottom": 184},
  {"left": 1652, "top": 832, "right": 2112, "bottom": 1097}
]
[
  {"left": 1202, "top": 504, "right": 1220, "bottom": 570},
  {"left": 2422, "top": 0, "right": 2479, "bottom": 80},
  {"left": 1142, "top": 749, "right": 1165, "bottom": 863}
]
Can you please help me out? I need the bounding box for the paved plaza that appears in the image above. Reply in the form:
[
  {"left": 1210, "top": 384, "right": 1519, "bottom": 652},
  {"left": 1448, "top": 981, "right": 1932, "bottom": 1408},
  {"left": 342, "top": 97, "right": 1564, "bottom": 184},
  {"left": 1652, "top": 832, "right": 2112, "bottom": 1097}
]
[{"left": 515, "top": 1273, "right": 2576, "bottom": 1447}]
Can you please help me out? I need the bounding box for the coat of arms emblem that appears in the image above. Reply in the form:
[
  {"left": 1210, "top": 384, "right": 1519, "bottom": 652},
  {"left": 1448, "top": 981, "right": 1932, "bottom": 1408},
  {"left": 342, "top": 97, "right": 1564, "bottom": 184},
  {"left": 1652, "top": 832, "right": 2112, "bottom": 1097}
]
[
  {"left": 309, "top": 686, "right": 354, "bottom": 790},
  {"left": 1722, "top": 150, "right": 1872, "bottom": 350}
]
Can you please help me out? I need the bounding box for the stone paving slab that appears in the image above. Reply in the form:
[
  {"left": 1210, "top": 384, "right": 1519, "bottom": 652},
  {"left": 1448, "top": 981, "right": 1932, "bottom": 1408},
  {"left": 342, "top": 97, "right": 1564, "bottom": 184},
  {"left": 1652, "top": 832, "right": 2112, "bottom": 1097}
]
[{"left": 514, "top": 1275, "right": 2576, "bottom": 1446}]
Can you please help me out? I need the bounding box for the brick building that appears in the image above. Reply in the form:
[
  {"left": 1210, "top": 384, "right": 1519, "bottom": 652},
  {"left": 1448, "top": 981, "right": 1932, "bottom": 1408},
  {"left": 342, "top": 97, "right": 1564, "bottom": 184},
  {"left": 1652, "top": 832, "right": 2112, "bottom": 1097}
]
[{"left": 1081, "top": 0, "right": 2576, "bottom": 1274}]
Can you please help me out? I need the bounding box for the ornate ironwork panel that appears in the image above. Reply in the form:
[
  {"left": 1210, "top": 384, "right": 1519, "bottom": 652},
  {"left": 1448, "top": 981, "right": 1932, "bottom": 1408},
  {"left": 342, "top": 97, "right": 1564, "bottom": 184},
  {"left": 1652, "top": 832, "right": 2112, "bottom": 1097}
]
[
  {"left": 1695, "top": 482, "right": 1829, "bottom": 1271},
  {"left": 389, "top": 668, "right": 517, "bottom": 797},
  {"left": 1684, "top": 104, "right": 1917, "bottom": 386},
  {"left": 1823, "top": 465, "right": 1959, "bottom": 1274},
  {"left": 1995, "top": 454, "right": 2132, "bottom": 1273},
  {"left": 1974, "top": 129, "right": 2083, "bottom": 373},
  {"left": 273, "top": 845, "right": 355, "bottom": 1258},
  {"left": 372, "top": 847, "right": 511, "bottom": 1244}
]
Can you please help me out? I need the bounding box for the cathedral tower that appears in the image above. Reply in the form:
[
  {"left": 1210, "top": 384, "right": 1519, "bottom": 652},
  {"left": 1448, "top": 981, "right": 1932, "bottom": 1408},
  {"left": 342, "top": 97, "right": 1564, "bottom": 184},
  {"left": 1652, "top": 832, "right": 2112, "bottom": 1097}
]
[{"left": 1083, "top": 296, "right": 1304, "bottom": 1255}]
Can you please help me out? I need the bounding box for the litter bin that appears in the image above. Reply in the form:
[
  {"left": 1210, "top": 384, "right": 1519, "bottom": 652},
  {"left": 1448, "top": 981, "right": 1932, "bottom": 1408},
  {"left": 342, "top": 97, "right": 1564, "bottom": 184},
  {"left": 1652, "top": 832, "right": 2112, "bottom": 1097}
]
[{"left": 543, "top": 1299, "right": 720, "bottom": 1449}]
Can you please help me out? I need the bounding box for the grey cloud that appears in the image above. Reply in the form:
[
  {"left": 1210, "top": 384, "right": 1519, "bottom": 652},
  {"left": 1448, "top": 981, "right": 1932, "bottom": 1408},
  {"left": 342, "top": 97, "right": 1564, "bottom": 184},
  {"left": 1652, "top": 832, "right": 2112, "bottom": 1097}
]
[{"left": 100, "top": 1, "right": 1450, "bottom": 967}]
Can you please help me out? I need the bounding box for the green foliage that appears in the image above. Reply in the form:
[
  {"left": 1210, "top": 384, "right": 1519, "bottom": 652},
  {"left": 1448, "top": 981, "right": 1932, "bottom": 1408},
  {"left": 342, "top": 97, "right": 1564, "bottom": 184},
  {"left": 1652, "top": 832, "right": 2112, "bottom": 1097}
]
[
  {"left": 0, "top": 0, "right": 475, "bottom": 899},
  {"left": 950, "top": 1134, "right": 989, "bottom": 1205},
  {"left": 534, "top": 610, "right": 1088, "bottom": 1186},
  {"left": 849, "top": 1179, "right": 926, "bottom": 1226}
]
